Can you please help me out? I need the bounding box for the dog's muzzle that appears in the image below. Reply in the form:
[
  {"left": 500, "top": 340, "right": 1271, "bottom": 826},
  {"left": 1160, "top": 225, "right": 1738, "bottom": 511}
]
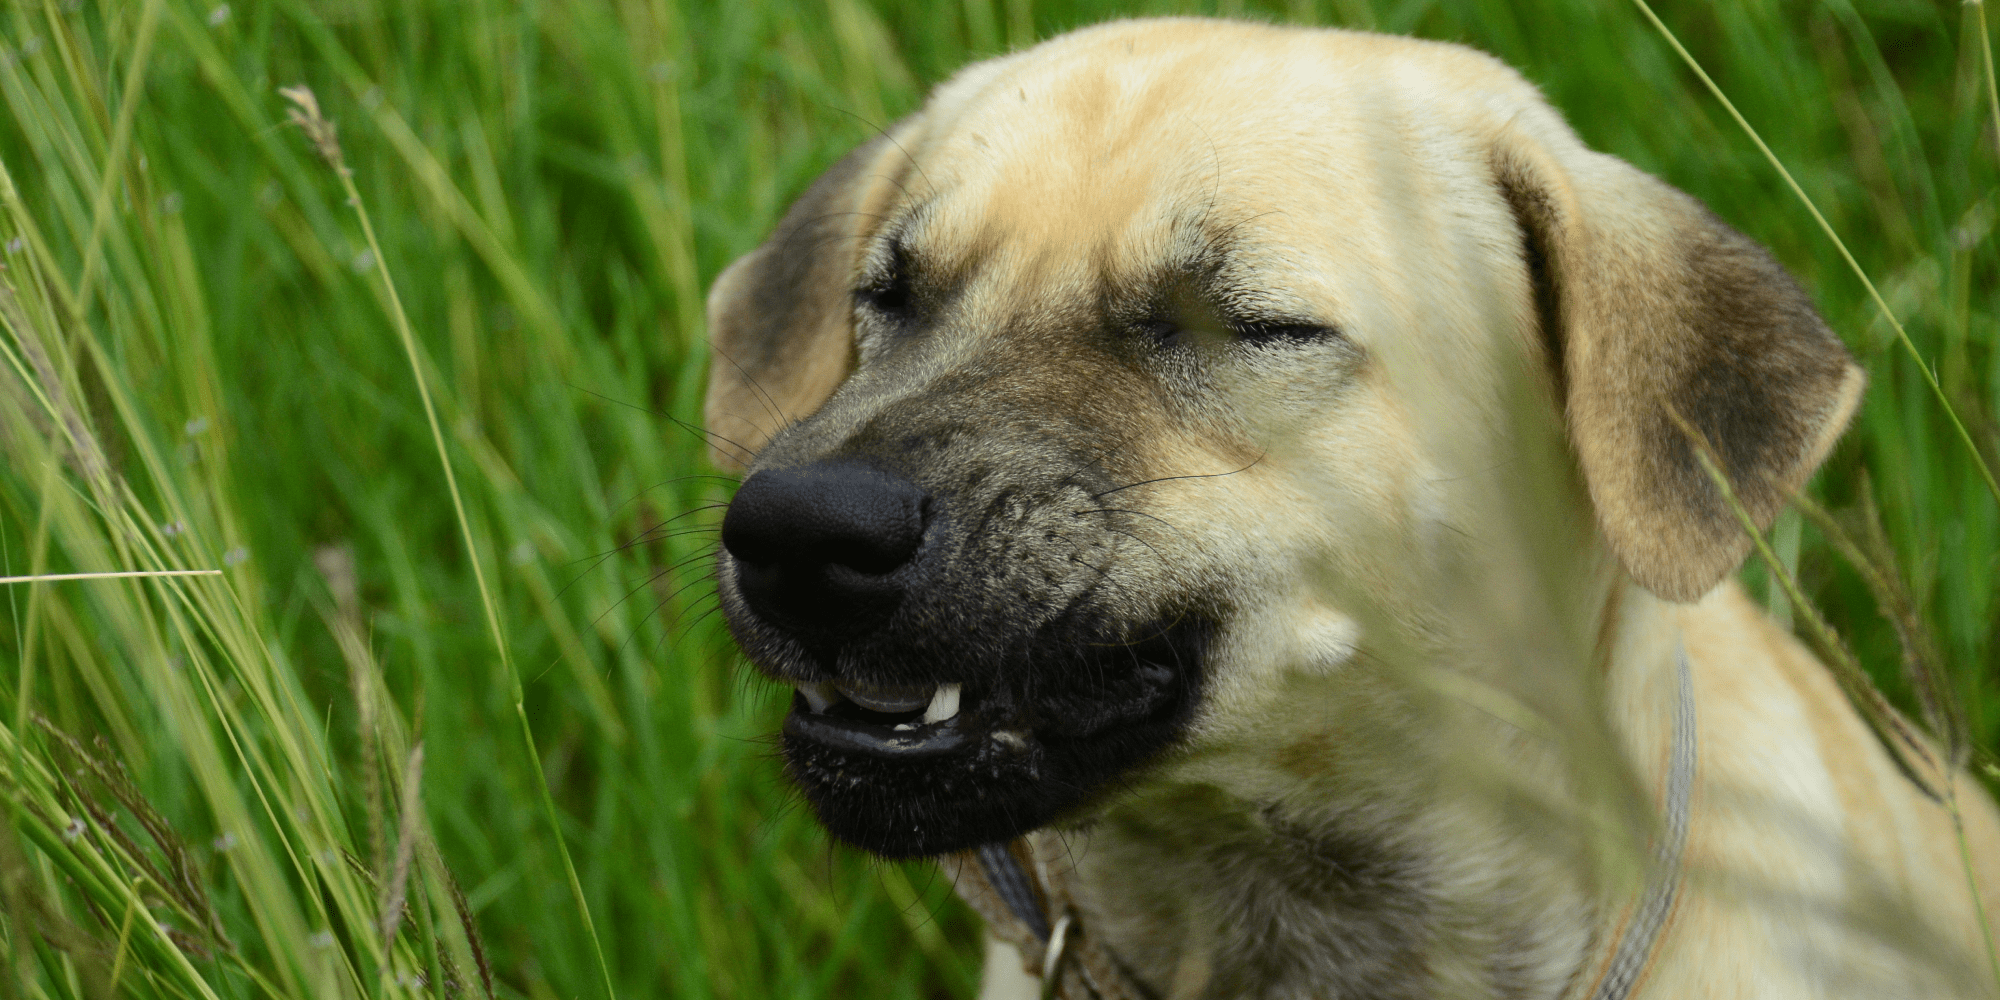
[
  {"left": 718, "top": 459, "right": 1206, "bottom": 858},
  {"left": 722, "top": 462, "right": 971, "bottom": 758}
]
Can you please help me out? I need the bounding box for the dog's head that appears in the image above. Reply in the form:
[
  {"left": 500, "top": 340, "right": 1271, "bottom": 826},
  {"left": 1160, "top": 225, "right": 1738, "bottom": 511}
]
[{"left": 703, "top": 20, "right": 1861, "bottom": 858}]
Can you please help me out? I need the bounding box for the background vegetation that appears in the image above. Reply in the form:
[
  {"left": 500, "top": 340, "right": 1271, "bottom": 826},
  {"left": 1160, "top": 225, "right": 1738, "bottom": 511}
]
[{"left": 0, "top": 0, "right": 1993, "bottom": 996}]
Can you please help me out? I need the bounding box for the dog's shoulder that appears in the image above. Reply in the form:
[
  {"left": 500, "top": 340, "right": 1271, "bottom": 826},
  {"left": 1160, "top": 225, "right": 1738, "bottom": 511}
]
[{"left": 1658, "top": 583, "right": 2000, "bottom": 996}]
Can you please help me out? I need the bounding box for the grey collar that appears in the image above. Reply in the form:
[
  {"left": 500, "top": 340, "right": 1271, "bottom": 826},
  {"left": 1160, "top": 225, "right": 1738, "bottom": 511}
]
[{"left": 1585, "top": 640, "right": 1697, "bottom": 1000}]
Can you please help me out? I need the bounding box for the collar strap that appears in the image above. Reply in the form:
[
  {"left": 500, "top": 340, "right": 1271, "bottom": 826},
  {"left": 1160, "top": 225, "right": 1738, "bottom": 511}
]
[
  {"left": 950, "top": 836, "right": 1146, "bottom": 999},
  {"left": 951, "top": 642, "right": 1697, "bottom": 1000},
  {"left": 975, "top": 841, "right": 1050, "bottom": 940},
  {"left": 1585, "top": 640, "right": 1697, "bottom": 1000}
]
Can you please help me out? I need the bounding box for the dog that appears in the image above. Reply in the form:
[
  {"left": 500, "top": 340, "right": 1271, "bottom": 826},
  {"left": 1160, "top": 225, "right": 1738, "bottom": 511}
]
[{"left": 701, "top": 19, "right": 2000, "bottom": 999}]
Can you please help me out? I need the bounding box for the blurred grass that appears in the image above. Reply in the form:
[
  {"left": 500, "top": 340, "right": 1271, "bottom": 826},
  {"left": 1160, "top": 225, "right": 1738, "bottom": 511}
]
[{"left": 0, "top": 0, "right": 1993, "bottom": 997}]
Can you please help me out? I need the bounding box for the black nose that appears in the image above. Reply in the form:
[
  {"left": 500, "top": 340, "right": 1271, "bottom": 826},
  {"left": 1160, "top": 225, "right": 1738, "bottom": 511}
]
[{"left": 721, "top": 463, "right": 929, "bottom": 638}]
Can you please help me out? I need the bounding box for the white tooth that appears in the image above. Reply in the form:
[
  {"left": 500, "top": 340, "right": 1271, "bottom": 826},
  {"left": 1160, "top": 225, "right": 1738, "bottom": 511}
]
[
  {"left": 992, "top": 730, "right": 1028, "bottom": 751},
  {"left": 797, "top": 682, "right": 838, "bottom": 714},
  {"left": 922, "top": 683, "right": 961, "bottom": 724}
]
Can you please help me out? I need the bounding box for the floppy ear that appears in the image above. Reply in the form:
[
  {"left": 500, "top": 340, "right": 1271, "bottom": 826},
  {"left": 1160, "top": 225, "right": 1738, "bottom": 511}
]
[
  {"left": 1493, "top": 120, "right": 1865, "bottom": 603},
  {"left": 704, "top": 126, "right": 915, "bottom": 469}
]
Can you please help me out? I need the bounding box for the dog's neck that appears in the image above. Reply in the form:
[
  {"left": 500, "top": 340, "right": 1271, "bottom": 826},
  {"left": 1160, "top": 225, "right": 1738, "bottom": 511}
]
[{"left": 1067, "top": 577, "right": 1685, "bottom": 1000}]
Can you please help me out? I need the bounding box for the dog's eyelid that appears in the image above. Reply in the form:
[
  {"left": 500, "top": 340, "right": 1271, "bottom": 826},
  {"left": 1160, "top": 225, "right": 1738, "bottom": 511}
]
[
  {"left": 1138, "top": 318, "right": 1182, "bottom": 345},
  {"left": 856, "top": 235, "right": 915, "bottom": 313},
  {"left": 1229, "top": 318, "right": 1345, "bottom": 345},
  {"left": 1131, "top": 303, "right": 1341, "bottom": 350}
]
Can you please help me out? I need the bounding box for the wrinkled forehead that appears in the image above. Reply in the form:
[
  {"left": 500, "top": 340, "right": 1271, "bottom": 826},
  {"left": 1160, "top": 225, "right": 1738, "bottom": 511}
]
[{"left": 878, "top": 24, "right": 1521, "bottom": 315}]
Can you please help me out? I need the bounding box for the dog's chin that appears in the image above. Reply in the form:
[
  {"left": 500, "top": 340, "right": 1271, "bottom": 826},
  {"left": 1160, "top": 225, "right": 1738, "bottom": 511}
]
[{"left": 772, "top": 616, "right": 1210, "bottom": 859}]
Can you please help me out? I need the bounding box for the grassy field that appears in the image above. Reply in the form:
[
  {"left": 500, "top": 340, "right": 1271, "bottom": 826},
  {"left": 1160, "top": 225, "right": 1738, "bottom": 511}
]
[{"left": 0, "top": 0, "right": 1994, "bottom": 997}]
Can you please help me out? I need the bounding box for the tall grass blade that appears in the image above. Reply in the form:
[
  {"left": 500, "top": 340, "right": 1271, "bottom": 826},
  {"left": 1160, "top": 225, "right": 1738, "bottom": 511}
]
[
  {"left": 72, "top": 0, "right": 160, "bottom": 309},
  {"left": 1666, "top": 407, "right": 1943, "bottom": 798},
  {"left": 280, "top": 85, "right": 620, "bottom": 1000},
  {"left": 1789, "top": 487, "right": 1964, "bottom": 763},
  {"left": 0, "top": 570, "right": 220, "bottom": 584},
  {"left": 1980, "top": 1, "right": 2000, "bottom": 164}
]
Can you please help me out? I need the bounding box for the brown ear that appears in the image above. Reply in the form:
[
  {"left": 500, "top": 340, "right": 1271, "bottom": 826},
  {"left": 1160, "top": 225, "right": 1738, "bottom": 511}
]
[
  {"left": 1493, "top": 121, "right": 1865, "bottom": 602},
  {"left": 703, "top": 126, "right": 916, "bottom": 469}
]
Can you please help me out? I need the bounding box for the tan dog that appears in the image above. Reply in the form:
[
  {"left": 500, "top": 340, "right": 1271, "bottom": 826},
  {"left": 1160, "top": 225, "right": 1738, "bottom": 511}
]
[{"left": 703, "top": 19, "right": 2000, "bottom": 999}]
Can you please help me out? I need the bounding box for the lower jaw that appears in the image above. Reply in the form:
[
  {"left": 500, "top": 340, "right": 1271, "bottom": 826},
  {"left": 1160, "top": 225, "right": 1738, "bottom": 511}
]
[
  {"left": 782, "top": 727, "right": 1071, "bottom": 858},
  {"left": 772, "top": 615, "right": 1213, "bottom": 856},
  {"left": 780, "top": 710, "right": 1194, "bottom": 858},
  {"left": 783, "top": 707, "right": 975, "bottom": 757}
]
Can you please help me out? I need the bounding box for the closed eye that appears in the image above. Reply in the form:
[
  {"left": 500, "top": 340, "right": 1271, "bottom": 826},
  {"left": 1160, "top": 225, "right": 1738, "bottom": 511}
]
[
  {"left": 1231, "top": 319, "right": 1342, "bottom": 345},
  {"left": 856, "top": 237, "right": 914, "bottom": 315},
  {"left": 1140, "top": 315, "right": 1343, "bottom": 348}
]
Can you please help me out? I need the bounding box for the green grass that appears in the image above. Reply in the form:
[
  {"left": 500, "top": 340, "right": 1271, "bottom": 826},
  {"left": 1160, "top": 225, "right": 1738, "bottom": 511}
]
[{"left": 0, "top": 0, "right": 1994, "bottom": 997}]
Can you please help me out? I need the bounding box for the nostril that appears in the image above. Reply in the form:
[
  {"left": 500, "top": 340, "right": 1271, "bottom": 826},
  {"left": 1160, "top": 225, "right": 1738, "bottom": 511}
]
[{"left": 721, "top": 464, "right": 929, "bottom": 579}]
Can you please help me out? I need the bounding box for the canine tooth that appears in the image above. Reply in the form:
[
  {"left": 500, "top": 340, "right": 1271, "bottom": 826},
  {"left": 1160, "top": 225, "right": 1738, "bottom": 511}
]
[
  {"left": 922, "top": 683, "right": 962, "bottom": 724},
  {"left": 798, "top": 682, "right": 839, "bottom": 714}
]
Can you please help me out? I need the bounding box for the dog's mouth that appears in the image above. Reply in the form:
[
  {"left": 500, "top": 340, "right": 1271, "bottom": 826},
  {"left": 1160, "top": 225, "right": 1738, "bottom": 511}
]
[
  {"left": 783, "top": 679, "right": 971, "bottom": 756},
  {"left": 776, "top": 615, "right": 1208, "bottom": 859}
]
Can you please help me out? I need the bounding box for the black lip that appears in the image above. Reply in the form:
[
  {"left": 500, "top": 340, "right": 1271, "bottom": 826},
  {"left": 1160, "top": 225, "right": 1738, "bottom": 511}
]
[
  {"left": 775, "top": 614, "right": 1210, "bottom": 858},
  {"left": 783, "top": 692, "right": 972, "bottom": 757}
]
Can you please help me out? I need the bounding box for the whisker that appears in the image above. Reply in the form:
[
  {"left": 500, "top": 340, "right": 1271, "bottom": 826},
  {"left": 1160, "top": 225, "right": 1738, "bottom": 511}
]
[
  {"left": 1053, "top": 444, "right": 1123, "bottom": 493},
  {"left": 653, "top": 573, "right": 725, "bottom": 636},
  {"left": 1090, "top": 452, "right": 1264, "bottom": 500},
  {"left": 600, "top": 480, "right": 740, "bottom": 525},
  {"left": 667, "top": 597, "right": 727, "bottom": 649},
  {"left": 592, "top": 563, "right": 690, "bottom": 637},
  {"left": 658, "top": 546, "right": 721, "bottom": 577},
  {"left": 1096, "top": 524, "right": 1170, "bottom": 568},
  {"left": 564, "top": 516, "right": 722, "bottom": 570},
  {"left": 1070, "top": 506, "right": 1184, "bottom": 536},
  {"left": 628, "top": 590, "right": 681, "bottom": 657},
  {"left": 568, "top": 382, "right": 758, "bottom": 466},
  {"left": 555, "top": 523, "right": 721, "bottom": 598},
  {"left": 826, "top": 105, "right": 937, "bottom": 200},
  {"left": 707, "top": 343, "right": 794, "bottom": 444}
]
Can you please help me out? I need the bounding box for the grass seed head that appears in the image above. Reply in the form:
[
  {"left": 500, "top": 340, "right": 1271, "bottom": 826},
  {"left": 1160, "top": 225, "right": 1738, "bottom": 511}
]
[{"left": 280, "top": 85, "right": 349, "bottom": 175}]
